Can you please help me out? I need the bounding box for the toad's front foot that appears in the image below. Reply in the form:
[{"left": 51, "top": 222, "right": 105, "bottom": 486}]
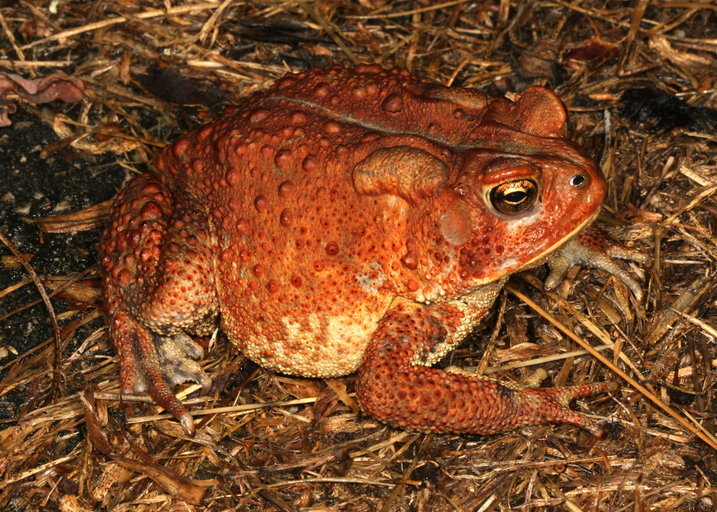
[{"left": 546, "top": 225, "right": 649, "bottom": 300}]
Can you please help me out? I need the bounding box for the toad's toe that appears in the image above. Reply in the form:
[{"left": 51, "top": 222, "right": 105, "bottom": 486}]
[
  {"left": 156, "top": 333, "right": 212, "bottom": 392},
  {"left": 547, "top": 225, "right": 648, "bottom": 300}
]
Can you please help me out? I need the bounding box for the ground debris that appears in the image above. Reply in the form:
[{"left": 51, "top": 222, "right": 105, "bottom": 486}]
[{"left": 0, "top": 1, "right": 715, "bottom": 510}]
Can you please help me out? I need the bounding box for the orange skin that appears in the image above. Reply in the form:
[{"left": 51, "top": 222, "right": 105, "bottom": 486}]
[{"left": 100, "top": 65, "right": 638, "bottom": 435}]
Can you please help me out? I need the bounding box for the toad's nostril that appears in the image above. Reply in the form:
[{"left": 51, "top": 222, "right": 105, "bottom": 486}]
[{"left": 569, "top": 174, "right": 586, "bottom": 187}]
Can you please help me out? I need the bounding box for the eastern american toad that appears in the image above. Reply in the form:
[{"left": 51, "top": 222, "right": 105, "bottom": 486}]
[{"left": 100, "top": 65, "right": 644, "bottom": 435}]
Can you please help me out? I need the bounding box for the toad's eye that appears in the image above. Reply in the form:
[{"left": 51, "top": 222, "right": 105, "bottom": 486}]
[
  {"left": 569, "top": 174, "right": 586, "bottom": 187},
  {"left": 489, "top": 179, "right": 539, "bottom": 215}
]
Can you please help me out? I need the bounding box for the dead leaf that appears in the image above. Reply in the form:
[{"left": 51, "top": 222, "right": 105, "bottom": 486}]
[
  {"left": 564, "top": 39, "right": 619, "bottom": 64},
  {"left": 0, "top": 72, "right": 86, "bottom": 127}
]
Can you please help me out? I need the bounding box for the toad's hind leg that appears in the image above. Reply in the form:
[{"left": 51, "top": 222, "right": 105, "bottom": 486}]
[
  {"left": 100, "top": 174, "right": 219, "bottom": 435},
  {"left": 356, "top": 301, "right": 614, "bottom": 434}
]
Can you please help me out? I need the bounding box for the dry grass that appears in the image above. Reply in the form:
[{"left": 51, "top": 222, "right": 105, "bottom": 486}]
[{"left": 0, "top": 1, "right": 715, "bottom": 510}]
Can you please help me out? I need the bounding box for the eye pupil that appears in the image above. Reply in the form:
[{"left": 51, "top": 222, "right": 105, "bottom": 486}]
[{"left": 504, "top": 191, "right": 527, "bottom": 203}]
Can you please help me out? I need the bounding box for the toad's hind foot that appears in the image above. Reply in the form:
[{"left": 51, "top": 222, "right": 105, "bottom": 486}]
[
  {"left": 518, "top": 381, "right": 618, "bottom": 434},
  {"left": 109, "top": 311, "right": 205, "bottom": 436},
  {"left": 155, "top": 332, "right": 212, "bottom": 391}
]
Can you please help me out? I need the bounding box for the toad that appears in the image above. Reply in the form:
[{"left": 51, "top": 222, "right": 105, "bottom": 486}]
[{"left": 100, "top": 65, "right": 643, "bottom": 436}]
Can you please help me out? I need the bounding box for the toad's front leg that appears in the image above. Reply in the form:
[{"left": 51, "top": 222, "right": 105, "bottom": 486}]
[
  {"left": 100, "top": 174, "right": 219, "bottom": 435},
  {"left": 356, "top": 300, "right": 614, "bottom": 434}
]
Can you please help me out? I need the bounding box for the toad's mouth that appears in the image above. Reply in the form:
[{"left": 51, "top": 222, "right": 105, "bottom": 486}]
[
  {"left": 462, "top": 207, "right": 601, "bottom": 290},
  {"left": 509, "top": 207, "right": 601, "bottom": 275}
]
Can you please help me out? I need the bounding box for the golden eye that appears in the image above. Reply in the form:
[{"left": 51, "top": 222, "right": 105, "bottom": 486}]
[{"left": 489, "top": 179, "right": 539, "bottom": 215}]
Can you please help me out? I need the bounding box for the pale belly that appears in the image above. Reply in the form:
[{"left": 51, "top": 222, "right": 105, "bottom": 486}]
[{"left": 226, "top": 311, "right": 381, "bottom": 377}]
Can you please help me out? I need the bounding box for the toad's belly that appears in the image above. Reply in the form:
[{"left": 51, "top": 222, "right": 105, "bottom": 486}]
[{"left": 224, "top": 312, "right": 381, "bottom": 377}]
